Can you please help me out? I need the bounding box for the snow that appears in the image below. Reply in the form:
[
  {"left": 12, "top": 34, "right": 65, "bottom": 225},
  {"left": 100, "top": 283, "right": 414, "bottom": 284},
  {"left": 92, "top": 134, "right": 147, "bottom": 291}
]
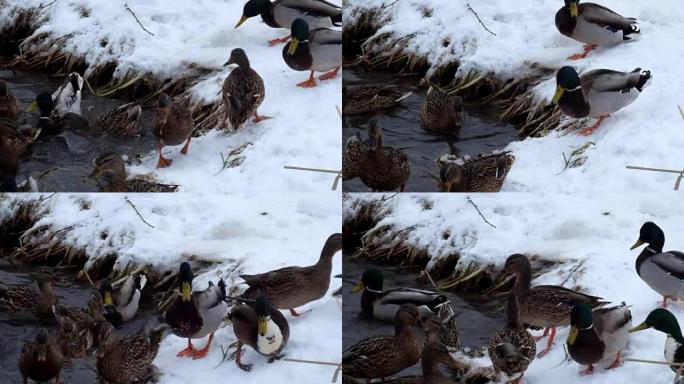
[
  {"left": 344, "top": 0, "right": 684, "bottom": 192},
  {"left": 2, "top": 0, "right": 341, "bottom": 192},
  {"left": 0, "top": 192, "right": 342, "bottom": 383},
  {"left": 344, "top": 193, "right": 684, "bottom": 383}
]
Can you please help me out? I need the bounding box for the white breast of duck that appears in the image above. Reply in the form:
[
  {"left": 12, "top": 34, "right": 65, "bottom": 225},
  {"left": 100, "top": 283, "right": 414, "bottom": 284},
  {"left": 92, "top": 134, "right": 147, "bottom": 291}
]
[
  {"left": 665, "top": 335, "right": 681, "bottom": 369},
  {"left": 192, "top": 282, "right": 229, "bottom": 339},
  {"left": 256, "top": 317, "right": 284, "bottom": 356}
]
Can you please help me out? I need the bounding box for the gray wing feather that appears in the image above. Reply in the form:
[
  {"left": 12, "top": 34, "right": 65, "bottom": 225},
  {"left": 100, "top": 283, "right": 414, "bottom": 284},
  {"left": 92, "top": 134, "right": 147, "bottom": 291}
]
[
  {"left": 311, "top": 28, "right": 342, "bottom": 45},
  {"left": 281, "top": 0, "right": 341, "bottom": 16},
  {"left": 581, "top": 4, "right": 635, "bottom": 30},
  {"left": 581, "top": 69, "right": 641, "bottom": 93},
  {"left": 651, "top": 251, "right": 684, "bottom": 280}
]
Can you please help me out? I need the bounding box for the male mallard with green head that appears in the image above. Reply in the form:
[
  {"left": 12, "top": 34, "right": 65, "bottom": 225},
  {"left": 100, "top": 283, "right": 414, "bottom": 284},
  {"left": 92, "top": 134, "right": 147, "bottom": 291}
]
[
  {"left": 343, "top": 303, "right": 423, "bottom": 381},
  {"left": 222, "top": 48, "right": 270, "bottom": 131},
  {"left": 555, "top": 0, "right": 639, "bottom": 60},
  {"left": 231, "top": 295, "right": 290, "bottom": 371},
  {"left": 283, "top": 18, "right": 341, "bottom": 88},
  {"left": 94, "top": 103, "right": 143, "bottom": 137},
  {"left": 630, "top": 309, "right": 684, "bottom": 377},
  {"left": 0, "top": 272, "right": 57, "bottom": 319},
  {"left": 27, "top": 92, "right": 89, "bottom": 135},
  {"left": 488, "top": 284, "right": 536, "bottom": 384},
  {"left": 96, "top": 322, "right": 167, "bottom": 383},
  {"left": 19, "top": 328, "right": 64, "bottom": 384},
  {"left": 552, "top": 65, "right": 651, "bottom": 135},
  {"left": 420, "top": 85, "right": 463, "bottom": 133},
  {"left": 351, "top": 268, "right": 448, "bottom": 323},
  {"left": 99, "top": 274, "right": 147, "bottom": 326},
  {"left": 487, "top": 254, "right": 607, "bottom": 357},
  {"left": 241, "top": 233, "right": 342, "bottom": 316},
  {"left": 343, "top": 84, "right": 412, "bottom": 115},
  {"left": 165, "top": 262, "right": 228, "bottom": 359},
  {"left": 439, "top": 153, "right": 513, "bottom": 192},
  {"left": 153, "top": 93, "right": 194, "bottom": 168},
  {"left": 0, "top": 79, "right": 19, "bottom": 119},
  {"left": 567, "top": 303, "right": 631, "bottom": 375},
  {"left": 90, "top": 152, "right": 179, "bottom": 192},
  {"left": 235, "top": 0, "right": 341, "bottom": 46},
  {"left": 630, "top": 222, "right": 684, "bottom": 308}
]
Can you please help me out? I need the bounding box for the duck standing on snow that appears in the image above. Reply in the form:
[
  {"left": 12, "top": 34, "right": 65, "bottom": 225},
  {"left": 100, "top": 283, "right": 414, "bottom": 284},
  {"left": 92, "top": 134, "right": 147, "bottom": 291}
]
[
  {"left": 351, "top": 268, "right": 447, "bottom": 322},
  {"left": 235, "top": 0, "right": 342, "bottom": 46},
  {"left": 555, "top": 0, "right": 639, "bottom": 60},
  {"left": 241, "top": 233, "right": 342, "bottom": 316},
  {"left": 342, "top": 84, "right": 412, "bottom": 115},
  {"left": 552, "top": 65, "right": 651, "bottom": 135},
  {"left": 420, "top": 85, "right": 463, "bottom": 133},
  {"left": 99, "top": 274, "right": 147, "bottom": 326},
  {"left": 165, "top": 262, "right": 228, "bottom": 359},
  {"left": 0, "top": 79, "right": 20, "bottom": 119},
  {"left": 630, "top": 222, "right": 684, "bottom": 308},
  {"left": 630, "top": 309, "right": 684, "bottom": 377},
  {"left": 19, "top": 328, "right": 64, "bottom": 384},
  {"left": 222, "top": 48, "right": 269, "bottom": 131},
  {"left": 439, "top": 153, "right": 513, "bottom": 193},
  {"left": 90, "top": 152, "right": 179, "bottom": 193},
  {"left": 230, "top": 295, "right": 290, "bottom": 372},
  {"left": 283, "top": 18, "right": 342, "bottom": 88},
  {"left": 567, "top": 303, "right": 631, "bottom": 375},
  {"left": 152, "top": 93, "right": 194, "bottom": 168}
]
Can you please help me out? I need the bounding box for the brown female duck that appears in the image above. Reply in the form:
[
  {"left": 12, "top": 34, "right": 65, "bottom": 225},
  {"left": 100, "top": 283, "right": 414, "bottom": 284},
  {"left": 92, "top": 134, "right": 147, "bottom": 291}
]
[
  {"left": 385, "top": 341, "right": 464, "bottom": 384},
  {"left": 230, "top": 295, "right": 290, "bottom": 371},
  {"left": 0, "top": 79, "right": 20, "bottom": 119},
  {"left": 0, "top": 118, "right": 39, "bottom": 158},
  {"left": 420, "top": 85, "right": 463, "bottom": 133},
  {"left": 488, "top": 254, "right": 607, "bottom": 357},
  {"left": 343, "top": 304, "right": 423, "bottom": 381},
  {"left": 19, "top": 328, "right": 64, "bottom": 384},
  {"left": 153, "top": 93, "right": 194, "bottom": 168},
  {"left": 439, "top": 153, "right": 513, "bottom": 192},
  {"left": 0, "top": 123, "right": 19, "bottom": 192},
  {"left": 0, "top": 272, "right": 57, "bottom": 319},
  {"left": 95, "top": 103, "right": 143, "bottom": 137},
  {"left": 222, "top": 48, "right": 269, "bottom": 131},
  {"left": 53, "top": 294, "right": 107, "bottom": 358},
  {"left": 90, "top": 152, "right": 179, "bottom": 192},
  {"left": 241, "top": 233, "right": 342, "bottom": 316},
  {"left": 343, "top": 84, "right": 412, "bottom": 115}
]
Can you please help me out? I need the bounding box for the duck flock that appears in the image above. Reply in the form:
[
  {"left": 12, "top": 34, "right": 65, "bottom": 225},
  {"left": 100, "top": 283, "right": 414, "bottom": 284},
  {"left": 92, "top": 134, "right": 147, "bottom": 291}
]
[
  {"left": 342, "top": 0, "right": 651, "bottom": 193},
  {"left": 0, "top": 0, "right": 343, "bottom": 193},
  {"left": 7, "top": 233, "right": 342, "bottom": 383}
]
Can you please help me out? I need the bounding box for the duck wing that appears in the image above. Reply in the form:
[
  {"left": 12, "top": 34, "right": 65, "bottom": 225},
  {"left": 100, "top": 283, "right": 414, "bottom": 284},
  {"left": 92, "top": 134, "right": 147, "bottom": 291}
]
[
  {"left": 379, "top": 288, "right": 444, "bottom": 307},
  {"left": 581, "top": 69, "right": 643, "bottom": 93},
  {"left": 281, "top": 0, "right": 341, "bottom": 17},
  {"left": 650, "top": 251, "right": 684, "bottom": 280},
  {"left": 343, "top": 335, "right": 394, "bottom": 363},
  {"left": 581, "top": 3, "right": 635, "bottom": 31},
  {"left": 193, "top": 281, "right": 226, "bottom": 311},
  {"left": 311, "top": 28, "right": 342, "bottom": 45}
]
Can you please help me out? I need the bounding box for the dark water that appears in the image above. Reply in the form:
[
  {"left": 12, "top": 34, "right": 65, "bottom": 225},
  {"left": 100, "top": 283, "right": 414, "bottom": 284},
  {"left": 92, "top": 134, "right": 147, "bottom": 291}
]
[
  {"left": 342, "top": 68, "right": 518, "bottom": 192},
  {"left": 1, "top": 68, "right": 157, "bottom": 192},
  {"left": 0, "top": 258, "right": 158, "bottom": 383},
  {"left": 342, "top": 258, "right": 505, "bottom": 376}
]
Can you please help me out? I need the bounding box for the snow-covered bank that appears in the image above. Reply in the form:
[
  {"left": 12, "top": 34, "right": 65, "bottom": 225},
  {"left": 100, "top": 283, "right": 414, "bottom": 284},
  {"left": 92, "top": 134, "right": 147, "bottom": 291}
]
[
  {"left": 0, "top": 192, "right": 342, "bottom": 383},
  {"left": 344, "top": 0, "right": 684, "bottom": 193},
  {"left": 344, "top": 192, "right": 684, "bottom": 383},
  {"left": 1, "top": 0, "right": 341, "bottom": 192}
]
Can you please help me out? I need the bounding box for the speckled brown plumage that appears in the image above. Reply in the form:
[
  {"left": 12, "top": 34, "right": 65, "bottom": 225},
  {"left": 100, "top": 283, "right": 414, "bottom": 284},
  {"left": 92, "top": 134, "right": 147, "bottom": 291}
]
[
  {"left": 343, "top": 84, "right": 410, "bottom": 115},
  {"left": 153, "top": 93, "right": 194, "bottom": 168},
  {"left": 420, "top": 85, "right": 463, "bottom": 133},
  {"left": 222, "top": 48, "right": 266, "bottom": 131},
  {"left": 439, "top": 153, "right": 514, "bottom": 192},
  {"left": 91, "top": 152, "right": 179, "bottom": 193},
  {"left": 95, "top": 103, "right": 142, "bottom": 137},
  {"left": 54, "top": 294, "right": 107, "bottom": 359},
  {"left": 0, "top": 80, "right": 20, "bottom": 119},
  {"left": 19, "top": 329, "right": 64, "bottom": 384},
  {"left": 0, "top": 118, "right": 38, "bottom": 158},
  {"left": 0, "top": 273, "right": 57, "bottom": 319}
]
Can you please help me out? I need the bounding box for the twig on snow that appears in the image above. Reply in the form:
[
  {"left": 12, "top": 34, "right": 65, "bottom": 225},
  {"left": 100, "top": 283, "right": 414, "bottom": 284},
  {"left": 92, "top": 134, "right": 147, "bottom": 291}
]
[
  {"left": 124, "top": 196, "right": 155, "bottom": 228},
  {"left": 678, "top": 105, "right": 684, "bottom": 121},
  {"left": 626, "top": 165, "right": 684, "bottom": 191},
  {"left": 560, "top": 259, "right": 586, "bottom": 286},
  {"left": 283, "top": 358, "right": 342, "bottom": 383},
  {"left": 466, "top": 3, "right": 496, "bottom": 36},
  {"left": 382, "top": 0, "right": 401, "bottom": 9},
  {"left": 466, "top": 196, "right": 496, "bottom": 228},
  {"left": 557, "top": 142, "right": 595, "bottom": 174},
  {"left": 124, "top": 3, "right": 155, "bottom": 37},
  {"left": 335, "top": 105, "right": 342, "bottom": 119},
  {"left": 283, "top": 165, "right": 342, "bottom": 191},
  {"left": 39, "top": 0, "right": 58, "bottom": 9},
  {"left": 215, "top": 142, "right": 253, "bottom": 174}
]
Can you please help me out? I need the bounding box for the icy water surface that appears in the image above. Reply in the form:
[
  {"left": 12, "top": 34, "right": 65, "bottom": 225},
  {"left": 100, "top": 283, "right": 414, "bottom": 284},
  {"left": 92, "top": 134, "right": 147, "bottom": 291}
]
[
  {"left": 343, "top": 68, "right": 518, "bottom": 192},
  {"left": 342, "top": 258, "right": 505, "bottom": 376},
  {"left": 1, "top": 67, "right": 157, "bottom": 192},
  {"left": 0, "top": 258, "right": 159, "bottom": 383}
]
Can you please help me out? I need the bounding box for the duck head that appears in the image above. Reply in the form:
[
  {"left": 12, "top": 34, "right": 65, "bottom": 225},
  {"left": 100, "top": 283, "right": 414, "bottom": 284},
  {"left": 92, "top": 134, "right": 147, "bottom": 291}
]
[
  {"left": 553, "top": 66, "right": 581, "bottom": 104},
  {"left": 630, "top": 222, "right": 665, "bottom": 253},
  {"left": 254, "top": 295, "right": 273, "bottom": 336},
  {"left": 27, "top": 92, "right": 54, "bottom": 117},
  {"left": 343, "top": 135, "right": 365, "bottom": 180},
  {"left": 156, "top": 93, "right": 171, "bottom": 127},
  {"left": 287, "top": 18, "right": 310, "bottom": 56},
  {"left": 99, "top": 279, "right": 115, "bottom": 306},
  {"left": 439, "top": 162, "right": 465, "bottom": 192},
  {"left": 34, "top": 328, "right": 50, "bottom": 362},
  {"left": 352, "top": 268, "right": 383, "bottom": 294},
  {"left": 564, "top": 0, "right": 580, "bottom": 18},
  {"left": 236, "top": 0, "right": 271, "bottom": 28},
  {"left": 366, "top": 119, "right": 383, "bottom": 150},
  {"left": 630, "top": 308, "right": 684, "bottom": 343},
  {"left": 179, "top": 262, "right": 194, "bottom": 302},
  {"left": 395, "top": 303, "right": 421, "bottom": 329},
  {"left": 224, "top": 48, "right": 250, "bottom": 69},
  {"left": 568, "top": 304, "right": 593, "bottom": 346}
]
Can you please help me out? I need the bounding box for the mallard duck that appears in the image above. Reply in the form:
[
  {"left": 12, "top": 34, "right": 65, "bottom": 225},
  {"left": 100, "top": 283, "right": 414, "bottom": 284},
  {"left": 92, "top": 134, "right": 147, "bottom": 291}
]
[
  {"left": 0, "top": 272, "right": 57, "bottom": 319},
  {"left": 486, "top": 254, "right": 607, "bottom": 357},
  {"left": 555, "top": 0, "right": 639, "bottom": 60},
  {"left": 0, "top": 123, "right": 19, "bottom": 192},
  {"left": 241, "top": 233, "right": 342, "bottom": 316},
  {"left": 0, "top": 79, "right": 19, "bottom": 119},
  {"left": 230, "top": 295, "right": 290, "bottom": 371},
  {"left": 420, "top": 85, "right": 463, "bottom": 133},
  {"left": 552, "top": 66, "right": 651, "bottom": 135},
  {"left": 165, "top": 262, "right": 228, "bottom": 359},
  {"left": 96, "top": 322, "right": 167, "bottom": 384},
  {"left": 439, "top": 153, "right": 513, "bottom": 192},
  {"left": 222, "top": 48, "right": 269, "bottom": 132},
  {"left": 422, "top": 313, "right": 461, "bottom": 354},
  {"left": 385, "top": 341, "right": 465, "bottom": 384},
  {"left": 344, "top": 304, "right": 423, "bottom": 380},
  {"left": 235, "top": 0, "right": 342, "bottom": 46},
  {"left": 283, "top": 18, "right": 342, "bottom": 88},
  {"left": 52, "top": 72, "right": 83, "bottom": 117},
  {"left": 99, "top": 274, "right": 147, "bottom": 326},
  {"left": 90, "top": 152, "right": 179, "bottom": 192},
  {"left": 343, "top": 84, "right": 412, "bottom": 115},
  {"left": 630, "top": 222, "right": 684, "bottom": 308},
  {"left": 19, "top": 328, "right": 64, "bottom": 384},
  {"left": 152, "top": 93, "right": 194, "bottom": 168},
  {"left": 56, "top": 317, "right": 97, "bottom": 359},
  {"left": 351, "top": 268, "right": 447, "bottom": 322},
  {"left": 0, "top": 118, "right": 40, "bottom": 158},
  {"left": 53, "top": 293, "right": 105, "bottom": 326},
  {"left": 27, "top": 92, "right": 90, "bottom": 135},
  {"left": 344, "top": 120, "right": 411, "bottom": 191},
  {"left": 567, "top": 303, "right": 631, "bottom": 375},
  {"left": 94, "top": 103, "right": 143, "bottom": 137},
  {"left": 488, "top": 285, "right": 536, "bottom": 384},
  {"left": 630, "top": 309, "right": 684, "bottom": 376}
]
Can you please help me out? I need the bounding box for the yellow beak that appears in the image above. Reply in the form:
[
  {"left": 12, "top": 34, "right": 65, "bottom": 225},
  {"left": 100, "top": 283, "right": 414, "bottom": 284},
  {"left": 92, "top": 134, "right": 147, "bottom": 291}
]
[
  {"left": 629, "top": 322, "right": 649, "bottom": 333},
  {"left": 552, "top": 85, "right": 564, "bottom": 104},
  {"left": 570, "top": 3, "right": 579, "bottom": 18},
  {"left": 351, "top": 281, "right": 364, "bottom": 293},
  {"left": 258, "top": 316, "right": 268, "bottom": 336},
  {"left": 181, "top": 282, "right": 192, "bottom": 301},
  {"left": 235, "top": 15, "right": 248, "bottom": 29},
  {"left": 287, "top": 38, "right": 299, "bottom": 56},
  {"left": 26, "top": 101, "right": 39, "bottom": 113},
  {"left": 567, "top": 326, "right": 579, "bottom": 345},
  {"left": 104, "top": 291, "right": 114, "bottom": 306},
  {"left": 630, "top": 239, "right": 645, "bottom": 250}
]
